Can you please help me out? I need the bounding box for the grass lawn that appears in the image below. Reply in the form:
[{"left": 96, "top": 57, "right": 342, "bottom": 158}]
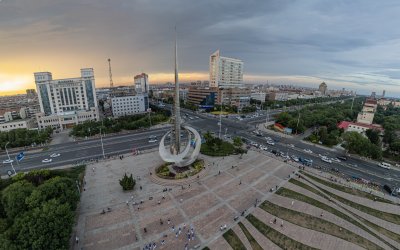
[
  {"left": 246, "top": 214, "right": 317, "bottom": 250},
  {"left": 238, "top": 222, "right": 263, "bottom": 250},
  {"left": 299, "top": 175, "right": 400, "bottom": 225},
  {"left": 201, "top": 141, "right": 236, "bottom": 156},
  {"left": 301, "top": 172, "right": 394, "bottom": 204},
  {"left": 260, "top": 201, "right": 383, "bottom": 250},
  {"left": 285, "top": 181, "right": 400, "bottom": 246},
  {"left": 222, "top": 229, "right": 246, "bottom": 250},
  {"left": 211, "top": 111, "right": 231, "bottom": 115}
]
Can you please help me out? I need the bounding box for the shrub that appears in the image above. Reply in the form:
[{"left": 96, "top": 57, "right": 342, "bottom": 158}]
[{"left": 119, "top": 173, "right": 136, "bottom": 191}]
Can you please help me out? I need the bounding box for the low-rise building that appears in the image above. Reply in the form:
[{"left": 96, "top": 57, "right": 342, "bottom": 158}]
[
  {"left": 36, "top": 108, "right": 99, "bottom": 130},
  {"left": 0, "top": 118, "right": 36, "bottom": 132},
  {"left": 266, "top": 92, "right": 288, "bottom": 101},
  {"left": 338, "top": 121, "right": 383, "bottom": 135}
]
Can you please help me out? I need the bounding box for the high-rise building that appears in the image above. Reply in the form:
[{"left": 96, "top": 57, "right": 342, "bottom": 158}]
[
  {"left": 34, "top": 68, "right": 99, "bottom": 130},
  {"left": 318, "top": 82, "right": 327, "bottom": 95},
  {"left": 209, "top": 50, "right": 243, "bottom": 88},
  {"left": 134, "top": 73, "right": 149, "bottom": 94},
  {"left": 34, "top": 68, "right": 97, "bottom": 115},
  {"left": 382, "top": 90, "right": 385, "bottom": 98}
]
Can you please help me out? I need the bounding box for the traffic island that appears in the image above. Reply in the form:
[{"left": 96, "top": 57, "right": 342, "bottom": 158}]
[{"left": 155, "top": 159, "right": 205, "bottom": 180}]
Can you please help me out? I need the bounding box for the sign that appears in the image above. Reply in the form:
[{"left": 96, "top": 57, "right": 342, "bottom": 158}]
[{"left": 16, "top": 152, "right": 24, "bottom": 162}]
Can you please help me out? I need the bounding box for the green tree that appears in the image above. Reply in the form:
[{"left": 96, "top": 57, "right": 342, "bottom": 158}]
[
  {"left": 233, "top": 137, "right": 243, "bottom": 147},
  {"left": 1, "top": 180, "right": 34, "bottom": 219},
  {"left": 10, "top": 199, "right": 74, "bottom": 250},
  {"left": 26, "top": 177, "right": 79, "bottom": 210},
  {"left": 119, "top": 173, "right": 136, "bottom": 191},
  {"left": 365, "top": 129, "right": 381, "bottom": 146}
]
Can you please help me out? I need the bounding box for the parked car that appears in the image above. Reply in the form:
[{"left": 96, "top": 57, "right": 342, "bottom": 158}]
[
  {"left": 50, "top": 153, "right": 61, "bottom": 158},
  {"left": 303, "top": 149, "right": 313, "bottom": 154}
]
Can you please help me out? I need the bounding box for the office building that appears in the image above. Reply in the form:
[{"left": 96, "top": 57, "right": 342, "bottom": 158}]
[
  {"left": 0, "top": 119, "right": 36, "bottom": 132},
  {"left": 187, "top": 87, "right": 218, "bottom": 108},
  {"left": 111, "top": 94, "right": 148, "bottom": 117},
  {"left": 218, "top": 87, "right": 251, "bottom": 109},
  {"left": 209, "top": 50, "right": 243, "bottom": 88},
  {"left": 134, "top": 73, "right": 149, "bottom": 94},
  {"left": 34, "top": 68, "right": 99, "bottom": 130},
  {"left": 251, "top": 92, "right": 267, "bottom": 102}
]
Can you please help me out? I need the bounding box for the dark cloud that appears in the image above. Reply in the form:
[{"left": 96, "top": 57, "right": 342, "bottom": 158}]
[{"left": 1, "top": 0, "right": 400, "bottom": 96}]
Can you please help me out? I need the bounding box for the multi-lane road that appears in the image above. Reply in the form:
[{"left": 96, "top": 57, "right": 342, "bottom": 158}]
[{"left": 1, "top": 105, "right": 399, "bottom": 192}]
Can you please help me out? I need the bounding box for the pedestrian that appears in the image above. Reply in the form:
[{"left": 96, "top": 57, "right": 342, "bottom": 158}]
[
  {"left": 144, "top": 227, "right": 147, "bottom": 233},
  {"left": 273, "top": 218, "right": 276, "bottom": 224},
  {"left": 218, "top": 170, "right": 221, "bottom": 175},
  {"left": 126, "top": 200, "right": 129, "bottom": 206},
  {"left": 158, "top": 200, "right": 161, "bottom": 205},
  {"left": 76, "top": 236, "right": 79, "bottom": 244},
  {"left": 140, "top": 186, "right": 143, "bottom": 190},
  {"left": 160, "top": 218, "right": 163, "bottom": 225},
  {"left": 167, "top": 218, "right": 171, "bottom": 225},
  {"left": 281, "top": 220, "right": 283, "bottom": 227},
  {"left": 320, "top": 212, "right": 323, "bottom": 217},
  {"left": 291, "top": 200, "right": 294, "bottom": 206},
  {"left": 239, "top": 180, "right": 242, "bottom": 185}
]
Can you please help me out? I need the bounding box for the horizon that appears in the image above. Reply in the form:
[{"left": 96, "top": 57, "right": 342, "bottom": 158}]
[{"left": 2, "top": 1, "right": 400, "bottom": 97}]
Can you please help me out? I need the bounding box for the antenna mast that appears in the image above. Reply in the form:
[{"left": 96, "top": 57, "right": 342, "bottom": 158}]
[{"left": 108, "top": 58, "right": 114, "bottom": 88}]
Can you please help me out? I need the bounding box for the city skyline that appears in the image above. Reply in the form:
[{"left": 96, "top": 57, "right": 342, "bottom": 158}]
[{"left": 2, "top": 0, "right": 400, "bottom": 97}]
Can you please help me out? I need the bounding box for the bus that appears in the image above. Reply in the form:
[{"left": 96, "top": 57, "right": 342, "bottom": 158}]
[{"left": 378, "top": 162, "right": 392, "bottom": 170}]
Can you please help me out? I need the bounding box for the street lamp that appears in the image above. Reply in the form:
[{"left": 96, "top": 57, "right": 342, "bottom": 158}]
[
  {"left": 4, "top": 142, "right": 16, "bottom": 175},
  {"left": 99, "top": 122, "right": 105, "bottom": 159}
]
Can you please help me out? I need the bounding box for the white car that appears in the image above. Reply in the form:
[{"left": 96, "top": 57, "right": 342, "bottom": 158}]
[
  {"left": 266, "top": 140, "right": 275, "bottom": 146},
  {"left": 148, "top": 139, "right": 158, "bottom": 143},
  {"left": 321, "top": 157, "right": 332, "bottom": 164},
  {"left": 291, "top": 155, "right": 299, "bottom": 162},
  {"left": 287, "top": 144, "right": 295, "bottom": 148},
  {"left": 2, "top": 159, "right": 14, "bottom": 164},
  {"left": 50, "top": 153, "right": 61, "bottom": 158},
  {"left": 265, "top": 137, "right": 271, "bottom": 141},
  {"left": 259, "top": 145, "right": 268, "bottom": 151},
  {"left": 42, "top": 158, "right": 52, "bottom": 163},
  {"left": 332, "top": 158, "right": 341, "bottom": 163},
  {"left": 303, "top": 149, "right": 313, "bottom": 154}
]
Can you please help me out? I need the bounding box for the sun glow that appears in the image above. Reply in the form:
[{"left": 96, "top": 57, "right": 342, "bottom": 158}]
[{"left": 0, "top": 74, "right": 33, "bottom": 95}]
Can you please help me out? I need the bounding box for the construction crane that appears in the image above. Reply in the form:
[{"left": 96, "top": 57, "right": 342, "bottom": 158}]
[{"left": 108, "top": 58, "right": 114, "bottom": 88}]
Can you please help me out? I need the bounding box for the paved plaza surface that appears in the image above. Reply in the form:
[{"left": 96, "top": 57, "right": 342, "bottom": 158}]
[{"left": 73, "top": 149, "right": 297, "bottom": 250}]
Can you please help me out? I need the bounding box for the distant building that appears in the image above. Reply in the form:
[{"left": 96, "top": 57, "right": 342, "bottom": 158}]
[
  {"left": 187, "top": 87, "right": 218, "bottom": 107},
  {"left": 371, "top": 91, "right": 376, "bottom": 99},
  {"left": 179, "top": 89, "right": 189, "bottom": 103},
  {"left": 111, "top": 94, "right": 147, "bottom": 117},
  {"left": 134, "top": 73, "right": 149, "bottom": 94},
  {"left": 34, "top": 68, "right": 99, "bottom": 130},
  {"left": 251, "top": 92, "right": 267, "bottom": 102},
  {"left": 26, "top": 89, "right": 37, "bottom": 98},
  {"left": 266, "top": 92, "right": 288, "bottom": 101},
  {"left": 218, "top": 87, "right": 251, "bottom": 109},
  {"left": 209, "top": 50, "right": 243, "bottom": 88},
  {"left": 318, "top": 82, "right": 327, "bottom": 95}
]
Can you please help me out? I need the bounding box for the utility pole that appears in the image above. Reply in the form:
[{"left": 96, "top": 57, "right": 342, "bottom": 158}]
[
  {"left": 5, "top": 142, "right": 16, "bottom": 175},
  {"left": 108, "top": 58, "right": 114, "bottom": 88},
  {"left": 296, "top": 112, "right": 301, "bottom": 134},
  {"left": 99, "top": 121, "right": 105, "bottom": 159},
  {"left": 350, "top": 97, "right": 355, "bottom": 113}
]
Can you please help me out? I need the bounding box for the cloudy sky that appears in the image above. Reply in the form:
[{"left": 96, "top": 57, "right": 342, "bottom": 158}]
[{"left": 1, "top": 0, "right": 400, "bottom": 96}]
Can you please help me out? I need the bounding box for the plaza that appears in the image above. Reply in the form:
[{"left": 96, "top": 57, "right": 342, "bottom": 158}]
[{"left": 73, "top": 149, "right": 296, "bottom": 249}]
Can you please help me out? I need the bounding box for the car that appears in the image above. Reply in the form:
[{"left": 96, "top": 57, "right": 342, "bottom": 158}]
[
  {"left": 188, "top": 116, "right": 194, "bottom": 120},
  {"left": 348, "top": 163, "right": 358, "bottom": 167},
  {"left": 266, "top": 140, "right": 275, "bottom": 146},
  {"left": 271, "top": 149, "right": 278, "bottom": 154},
  {"left": 259, "top": 145, "right": 268, "bottom": 151},
  {"left": 287, "top": 144, "right": 295, "bottom": 148},
  {"left": 50, "top": 153, "right": 61, "bottom": 158},
  {"left": 378, "top": 162, "right": 391, "bottom": 169},
  {"left": 250, "top": 142, "right": 258, "bottom": 147},
  {"left": 337, "top": 156, "right": 347, "bottom": 161},
  {"left": 321, "top": 157, "right": 332, "bottom": 164},
  {"left": 42, "top": 158, "right": 52, "bottom": 163},
  {"left": 2, "top": 159, "right": 14, "bottom": 164},
  {"left": 291, "top": 155, "right": 299, "bottom": 162},
  {"left": 331, "top": 168, "right": 339, "bottom": 172},
  {"left": 148, "top": 139, "right": 158, "bottom": 143},
  {"left": 303, "top": 149, "right": 313, "bottom": 154},
  {"left": 331, "top": 158, "right": 341, "bottom": 163},
  {"left": 265, "top": 136, "right": 271, "bottom": 141}
]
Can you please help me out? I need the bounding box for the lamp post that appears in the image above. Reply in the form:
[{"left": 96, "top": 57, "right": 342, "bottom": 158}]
[
  {"left": 218, "top": 88, "right": 223, "bottom": 139},
  {"left": 5, "top": 142, "right": 16, "bottom": 175}
]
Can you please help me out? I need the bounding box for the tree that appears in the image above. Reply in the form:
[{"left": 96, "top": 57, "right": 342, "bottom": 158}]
[
  {"left": 26, "top": 177, "right": 79, "bottom": 210},
  {"left": 365, "top": 129, "right": 381, "bottom": 146},
  {"left": 1, "top": 180, "right": 34, "bottom": 219},
  {"left": 233, "top": 137, "right": 243, "bottom": 147},
  {"left": 10, "top": 199, "right": 74, "bottom": 250},
  {"left": 119, "top": 173, "right": 136, "bottom": 191}
]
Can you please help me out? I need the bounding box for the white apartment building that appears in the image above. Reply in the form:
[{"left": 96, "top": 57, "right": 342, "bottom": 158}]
[
  {"left": 34, "top": 68, "right": 99, "bottom": 130},
  {"left": 209, "top": 50, "right": 243, "bottom": 88},
  {"left": 111, "top": 94, "right": 147, "bottom": 117},
  {"left": 134, "top": 73, "right": 149, "bottom": 94},
  {"left": 251, "top": 92, "right": 267, "bottom": 102}
]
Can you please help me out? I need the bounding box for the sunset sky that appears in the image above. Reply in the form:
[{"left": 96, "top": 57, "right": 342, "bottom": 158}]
[{"left": 1, "top": 0, "right": 400, "bottom": 96}]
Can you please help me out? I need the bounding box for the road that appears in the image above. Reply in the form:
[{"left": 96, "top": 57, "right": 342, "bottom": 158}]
[{"left": 1, "top": 103, "right": 399, "bottom": 191}]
